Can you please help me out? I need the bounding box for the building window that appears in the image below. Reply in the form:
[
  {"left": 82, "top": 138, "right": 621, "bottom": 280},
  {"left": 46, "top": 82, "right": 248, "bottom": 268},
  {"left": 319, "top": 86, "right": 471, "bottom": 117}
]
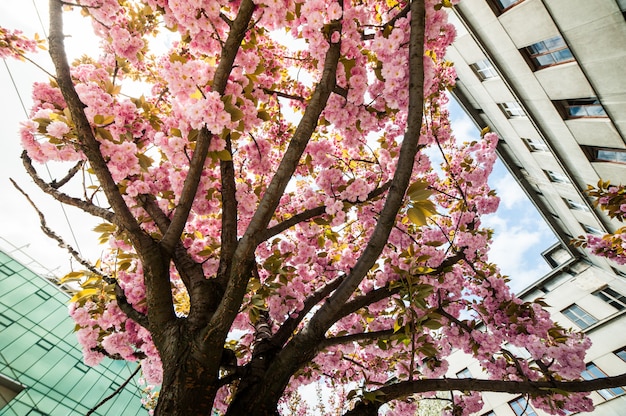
[
  {"left": 581, "top": 223, "right": 603, "bottom": 235},
  {"left": 509, "top": 397, "right": 538, "bottom": 416},
  {"left": 564, "top": 198, "right": 590, "bottom": 212},
  {"left": 582, "top": 146, "right": 626, "bottom": 164},
  {"left": 481, "top": 412, "right": 496, "bottom": 416},
  {"left": 554, "top": 98, "right": 607, "bottom": 119},
  {"left": 615, "top": 347, "right": 626, "bottom": 362},
  {"left": 562, "top": 304, "right": 598, "bottom": 329},
  {"left": 544, "top": 170, "right": 570, "bottom": 184},
  {"left": 456, "top": 368, "right": 472, "bottom": 378},
  {"left": 523, "top": 137, "right": 548, "bottom": 152},
  {"left": 595, "top": 287, "right": 626, "bottom": 310},
  {"left": 0, "top": 263, "right": 16, "bottom": 277},
  {"left": 470, "top": 59, "right": 499, "bottom": 80},
  {"left": 0, "top": 313, "right": 11, "bottom": 329},
  {"left": 581, "top": 363, "right": 625, "bottom": 399},
  {"left": 524, "top": 35, "right": 574, "bottom": 69},
  {"left": 488, "top": 0, "right": 525, "bottom": 13},
  {"left": 499, "top": 102, "right": 525, "bottom": 118}
]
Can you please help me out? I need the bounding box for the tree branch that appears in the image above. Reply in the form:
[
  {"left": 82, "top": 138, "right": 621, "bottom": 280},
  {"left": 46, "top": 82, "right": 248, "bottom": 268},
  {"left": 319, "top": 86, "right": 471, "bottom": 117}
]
[
  {"left": 300, "top": 0, "right": 426, "bottom": 337},
  {"left": 115, "top": 283, "right": 149, "bottom": 328},
  {"left": 51, "top": 159, "right": 84, "bottom": 189},
  {"left": 21, "top": 151, "right": 114, "bottom": 221},
  {"left": 49, "top": 0, "right": 175, "bottom": 326},
  {"left": 258, "top": 181, "right": 392, "bottom": 243},
  {"left": 206, "top": 21, "right": 344, "bottom": 349},
  {"left": 86, "top": 364, "right": 141, "bottom": 416},
  {"left": 271, "top": 277, "right": 344, "bottom": 348},
  {"left": 10, "top": 178, "right": 103, "bottom": 276},
  {"left": 246, "top": 5, "right": 427, "bottom": 408},
  {"left": 343, "top": 374, "right": 626, "bottom": 415},
  {"left": 319, "top": 329, "right": 395, "bottom": 350},
  {"left": 159, "top": 0, "right": 256, "bottom": 255}
]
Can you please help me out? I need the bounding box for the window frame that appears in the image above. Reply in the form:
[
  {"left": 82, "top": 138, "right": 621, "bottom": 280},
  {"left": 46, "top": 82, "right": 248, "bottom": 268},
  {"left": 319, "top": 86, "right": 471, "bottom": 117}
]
[
  {"left": 456, "top": 368, "right": 472, "bottom": 379},
  {"left": 582, "top": 146, "right": 626, "bottom": 165},
  {"left": 499, "top": 102, "right": 525, "bottom": 118},
  {"left": 544, "top": 169, "right": 570, "bottom": 184},
  {"left": 615, "top": 347, "right": 626, "bottom": 362},
  {"left": 581, "top": 362, "right": 626, "bottom": 399},
  {"left": 523, "top": 137, "right": 549, "bottom": 152},
  {"left": 470, "top": 59, "right": 499, "bottom": 81},
  {"left": 595, "top": 287, "right": 626, "bottom": 311},
  {"left": 554, "top": 98, "right": 607, "bottom": 119},
  {"left": 564, "top": 198, "right": 590, "bottom": 212},
  {"left": 523, "top": 35, "right": 574, "bottom": 70},
  {"left": 509, "top": 396, "right": 538, "bottom": 416},
  {"left": 581, "top": 223, "right": 603, "bottom": 236},
  {"left": 561, "top": 304, "right": 598, "bottom": 329},
  {"left": 487, "top": 0, "right": 525, "bottom": 14}
]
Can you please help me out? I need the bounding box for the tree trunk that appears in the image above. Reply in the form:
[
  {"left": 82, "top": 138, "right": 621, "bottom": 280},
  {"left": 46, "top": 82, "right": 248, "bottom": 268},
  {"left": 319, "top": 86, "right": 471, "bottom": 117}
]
[{"left": 153, "top": 326, "right": 220, "bottom": 416}]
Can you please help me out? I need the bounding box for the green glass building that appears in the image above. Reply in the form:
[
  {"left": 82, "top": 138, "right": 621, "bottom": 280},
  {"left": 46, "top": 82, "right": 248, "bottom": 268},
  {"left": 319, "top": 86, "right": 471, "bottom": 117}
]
[{"left": 0, "top": 249, "right": 147, "bottom": 415}]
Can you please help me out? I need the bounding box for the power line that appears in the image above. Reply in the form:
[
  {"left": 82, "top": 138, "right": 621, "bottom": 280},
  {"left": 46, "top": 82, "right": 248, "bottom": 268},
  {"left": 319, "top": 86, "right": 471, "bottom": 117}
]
[{"left": 3, "top": 58, "right": 85, "bottom": 259}]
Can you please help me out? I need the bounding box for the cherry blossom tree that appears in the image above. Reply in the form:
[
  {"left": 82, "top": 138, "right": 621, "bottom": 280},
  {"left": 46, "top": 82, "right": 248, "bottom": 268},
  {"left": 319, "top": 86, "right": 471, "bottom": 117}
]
[{"left": 3, "top": 1, "right": 626, "bottom": 415}]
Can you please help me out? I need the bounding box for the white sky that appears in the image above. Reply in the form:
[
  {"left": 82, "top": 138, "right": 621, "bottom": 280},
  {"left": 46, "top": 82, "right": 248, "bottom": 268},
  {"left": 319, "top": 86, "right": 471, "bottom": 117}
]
[{"left": 0, "top": 1, "right": 555, "bottom": 292}]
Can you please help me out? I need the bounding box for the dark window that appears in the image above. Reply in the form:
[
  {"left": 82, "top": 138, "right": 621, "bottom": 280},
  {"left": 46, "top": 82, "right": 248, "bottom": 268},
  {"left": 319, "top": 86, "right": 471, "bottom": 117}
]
[
  {"left": 0, "top": 263, "right": 15, "bottom": 277},
  {"left": 0, "top": 313, "right": 12, "bottom": 329},
  {"left": 499, "top": 102, "right": 525, "bottom": 118},
  {"left": 523, "top": 137, "right": 548, "bottom": 152},
  {"left": 581, "top": 363, "right": 625, "bottom": 399},
  {"left": 488, "top": 0, "right": 525, "bottom": 14},
  {"left": 470, "top": 59, "right": 498, "bottom": 80},
  {"left": 36, "top": 338, "right": 55, "bottom": 351},
  {"left": 562, "top": 304, "right": 597, "bottom": 329},
  {"left": 564, "top": 198, "right": 590, "bottom": 212},
  {"left": 544, "top": 170, "right": 569, "bottom": 184},
  {"left": 595, "top": 287, "right": 626, "bottom": 310},
  {"left": 554, "top": 98, "right": 607, "bottom": 119},
  {"left": 456, "top": 368, "right": 471, "bottom": 378},
  {"left": 35, "top": 288, "right": 52, "bottom": 301},
  {"left": 582, "top": 146, "right": 626, "bottom": 164},
  {"left": 581, "top": 223, "right": 603, "bottom": 236},
  {"left": 509, "top": 396, "right": 538, "bottom": 416},
  {"left": 523, "top": 35, "right": 574, "bottom": 69},
  {"left": 0, "top": 374, "right": 25, "bottom": 408}
]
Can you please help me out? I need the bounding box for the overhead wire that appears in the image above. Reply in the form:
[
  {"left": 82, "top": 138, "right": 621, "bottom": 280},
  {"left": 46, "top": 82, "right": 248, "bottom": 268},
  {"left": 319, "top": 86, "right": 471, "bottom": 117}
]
[{"left": 4, "top": 0, "right": 86, "bottom": 259}]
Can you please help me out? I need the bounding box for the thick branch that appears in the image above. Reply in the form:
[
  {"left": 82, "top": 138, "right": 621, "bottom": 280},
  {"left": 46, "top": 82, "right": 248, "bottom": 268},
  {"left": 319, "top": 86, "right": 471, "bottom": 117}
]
[
  {"left": 319, "top": 329, "right": 395, "bottom": 350},
  {"left": 139, "top": 194, "right": 223, "bottom": 327},
  {"left": 242, "top": 4, "right": 426, "bottom": 409},
  {"left": 271, "top": 277, "right": 344, "bottom": 348},
  {"left": 217, "top": 133, "right": 238, "bottom": 286},
  {"left": 207, "top": 24, "right": 343, "bottom": 348},
  {"left": 48, "top": 0, "right": 142, "bottom": 237},
  {"left": 258, "top": 181, "right": 392, "bottom": 243},
  {"left": 49, "top": 1, "right": 175, "bottom": 326},
  {"left": 343, "top": 374, "right": 626, "bottom": 415},
  {"left": 115, "top": 283, "right": 149, "bottom": 328},
  {"left": 22, "top": 151, "right": 114, "bottom": 221},
  {"left": 159, "top": 0, "right": 255, "bottom": 254}
]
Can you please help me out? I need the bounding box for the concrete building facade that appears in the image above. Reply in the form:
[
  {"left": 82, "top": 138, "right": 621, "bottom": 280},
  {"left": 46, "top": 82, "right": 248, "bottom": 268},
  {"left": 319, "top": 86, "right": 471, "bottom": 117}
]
[{"left": 445, "top": 0, "right": 626, "bottom": 414}]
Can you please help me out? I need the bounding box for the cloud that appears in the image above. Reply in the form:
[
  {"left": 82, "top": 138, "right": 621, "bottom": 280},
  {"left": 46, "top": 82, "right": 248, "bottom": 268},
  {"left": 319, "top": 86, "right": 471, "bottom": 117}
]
[{"left": 493, "top": 174, "right": 527, "bottom": 210}]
